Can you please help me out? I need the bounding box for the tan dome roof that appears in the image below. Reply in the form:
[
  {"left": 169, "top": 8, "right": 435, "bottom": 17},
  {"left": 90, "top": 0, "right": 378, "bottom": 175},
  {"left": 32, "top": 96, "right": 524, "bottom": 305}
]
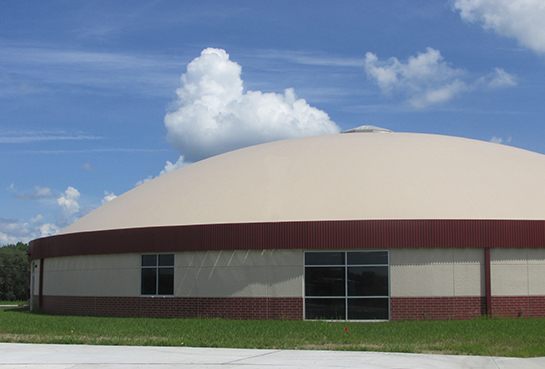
[{"left": 60, "top": 132, "right": 545, "bottom": 235}]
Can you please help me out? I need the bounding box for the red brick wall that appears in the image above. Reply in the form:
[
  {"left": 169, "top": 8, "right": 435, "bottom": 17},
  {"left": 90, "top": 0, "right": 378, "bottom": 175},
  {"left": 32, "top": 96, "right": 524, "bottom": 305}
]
[
  {"left": 390, "top": 297, "right": 486, "bottom": 321},
  {"left": 35, "top": 295, "right": 545, "bottom": 320},
  {"left": 491, "top": 296, "right": 545, "bottom": 318},
  {"left": 37, "top": 295, "right": 303, "bottom": 320}
]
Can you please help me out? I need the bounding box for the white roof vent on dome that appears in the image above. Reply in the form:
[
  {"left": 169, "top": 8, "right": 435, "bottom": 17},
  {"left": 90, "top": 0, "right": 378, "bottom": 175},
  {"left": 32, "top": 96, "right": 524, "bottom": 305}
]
[{"left": 342, "top": 125, "right": 392, "bottom": 133}]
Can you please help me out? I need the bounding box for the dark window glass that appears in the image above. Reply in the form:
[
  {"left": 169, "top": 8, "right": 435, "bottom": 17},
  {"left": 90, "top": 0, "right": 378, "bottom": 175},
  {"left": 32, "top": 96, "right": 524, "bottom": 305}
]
[
  {"left": 159, "top": 254, "right": 174, "bottom": 266},
  {"left": 305, "top": 252, "right": 344, "bottom": 265},
  {"left": 305, "top": 298, "right": 346, "bottom": 320},
  {"left": 347, "top": 266, "right": 388, "bottom": 296},
  {"left": 158, "top": 268, "right": 174, "bottom": 295},
  {"left": 348, "top": 298, "right": 389, "bottom": 320},
  {"left": 347, "top": 251, "right": 388, "bottom": 265},
  {"left": 141, "top": 254, "right": 174, "bottom": 296},
  {"left": 304, "top": 251, "right": 389, "bottom": 320},
  {"left": 141, "top": 254, "right": 157, "bottom": 267},
  {"left": 305, "top": 267, "right": 345, "bottom": 296},
  {"left": 141, "top": 268, "right": 157, "bottom": 295}
]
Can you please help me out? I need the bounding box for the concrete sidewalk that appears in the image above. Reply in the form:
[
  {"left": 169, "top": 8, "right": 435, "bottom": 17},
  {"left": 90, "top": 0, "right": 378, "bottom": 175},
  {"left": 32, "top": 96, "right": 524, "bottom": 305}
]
[{"left": 1, "top": 343, "right": 545, "bottom": 369}]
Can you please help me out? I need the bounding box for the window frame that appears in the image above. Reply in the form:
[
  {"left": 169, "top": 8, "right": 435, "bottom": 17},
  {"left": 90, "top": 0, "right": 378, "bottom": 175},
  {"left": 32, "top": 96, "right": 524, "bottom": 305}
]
[
  {"left": 304, "top": 250, "right": 390, "bottom": 321},
  {"left": 140, "top": 253, "right": 175, "bottom": 296}
]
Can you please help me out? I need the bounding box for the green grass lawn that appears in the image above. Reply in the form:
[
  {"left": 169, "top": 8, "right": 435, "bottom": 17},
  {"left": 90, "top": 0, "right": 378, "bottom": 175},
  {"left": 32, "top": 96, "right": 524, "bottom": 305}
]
[
  {"left": 0, "top": 301, "right": 28, "bottom": 306},
  {"left": 1, "top": 306, "right": 543, "bottom": 357}
]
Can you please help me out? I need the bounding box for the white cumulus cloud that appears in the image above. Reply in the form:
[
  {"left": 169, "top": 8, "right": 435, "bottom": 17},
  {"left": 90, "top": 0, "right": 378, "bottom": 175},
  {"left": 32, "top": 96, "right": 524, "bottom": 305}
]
[
  {"left": 164, "top": 48, "right": 340, "bottom": 163},
  {"left": 56, "top": 186, "right": 81, "bottom": 227},
  {"left": 0, "top": 216, "right": 59, "bottom": 244},
  {"left": 135, "top": 156, "right": 189, "bottom": 186},
  {"left": 364, "top": 48, "right": 468, "bottom": 108},
  {"left": 35, "top": 223, "right": 60, "bottom": 238},
  {"left": 453, "top": 0, "right": 545, "bottom": 54},
  {"left": 364, "top": 48, "right": 516, "bottom": 108},
  {"left": 490, "top": 136, "right": 512, "bottom": 144},
  {"left": 2, "top": 184, "right": 122, "bottom": 244},
  {"left": 0, "top": 218, "right": 32, "bottom": 245},
  {"left": 159, "top": 156, "right": 187, "bottom": 176},
  {"left": 102, "top": 191, "right": 117, "bottom": 204}
]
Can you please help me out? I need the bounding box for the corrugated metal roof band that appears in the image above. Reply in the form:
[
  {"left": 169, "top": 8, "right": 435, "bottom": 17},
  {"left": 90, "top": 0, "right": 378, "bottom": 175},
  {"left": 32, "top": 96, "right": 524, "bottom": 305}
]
[{"left": 28, "top": 219, "right": 545, "bottom": 260}]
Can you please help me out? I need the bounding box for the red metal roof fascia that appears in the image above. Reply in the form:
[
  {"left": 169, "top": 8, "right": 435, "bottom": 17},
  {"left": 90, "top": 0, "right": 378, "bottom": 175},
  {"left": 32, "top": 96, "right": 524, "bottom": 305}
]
[{"left": 28, "top": 219, "right": 545, "bottom": 260}]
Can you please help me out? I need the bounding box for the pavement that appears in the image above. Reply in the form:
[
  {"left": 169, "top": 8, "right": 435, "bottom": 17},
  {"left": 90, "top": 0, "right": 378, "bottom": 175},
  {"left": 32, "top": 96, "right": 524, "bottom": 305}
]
[{"left": 1, "top": 343, "right": 545, "bottom": 369}]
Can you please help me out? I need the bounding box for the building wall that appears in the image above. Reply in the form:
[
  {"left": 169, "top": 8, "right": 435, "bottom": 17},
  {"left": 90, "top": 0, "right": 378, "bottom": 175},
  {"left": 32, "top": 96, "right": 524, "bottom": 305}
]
[
  {"left": 41, "top": 250, "right": 303, "bottom": 299},
  {"left": 42, "top": 254, "right": 140, "bottom": 297},
  {"left": 389, "top": 248, "right": 485, "bottom": 320},
  {"left": 30, "top": 259, "right": 41, "bottom": 311},
  {"left": 35, "top": 247, "right": 545, "bottom": 320},
  {"left": 37, "top": 250, "right": 304, "bottom": 319},
  {"left": 491, "top": 248, "right": 545, "bottom": 296},
  {"left": 175, "top": 249, "right": 303, "bottom": 298},
  {"left": 390, "top": 248, "right": 484, "bottom": 297},
  {"left": 31, "top": 260, "right": 40, "bottom": 296},
  {"left": 489, "top": 248, "right": 545, "bottom": 318},
  {"left": 41, "top": 248, "right": 488, "bottom": 299}
]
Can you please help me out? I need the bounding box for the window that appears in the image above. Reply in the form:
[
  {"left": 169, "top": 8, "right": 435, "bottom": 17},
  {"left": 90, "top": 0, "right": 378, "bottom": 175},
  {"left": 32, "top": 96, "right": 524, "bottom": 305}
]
[
  {"left": 141, "top": 254, "right": 174, "bottom": 296},
  {"left": 304, "top": 251, "right": 389, "bottom": 320}
]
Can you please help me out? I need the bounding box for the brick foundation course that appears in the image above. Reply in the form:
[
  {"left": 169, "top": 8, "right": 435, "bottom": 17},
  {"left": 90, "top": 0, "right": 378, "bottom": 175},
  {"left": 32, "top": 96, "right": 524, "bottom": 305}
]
[
  {"left": 390, "top": 296, "right": 486, "bottom": 321},
  {"left": 38, "top": 295, "right": 303, "bottom": 320},
  {"left": 36, "top": 295, "right": 545, "bottom": 320},
  {"left": 491, "top": 296, "right": 545, "bottom": 318}
]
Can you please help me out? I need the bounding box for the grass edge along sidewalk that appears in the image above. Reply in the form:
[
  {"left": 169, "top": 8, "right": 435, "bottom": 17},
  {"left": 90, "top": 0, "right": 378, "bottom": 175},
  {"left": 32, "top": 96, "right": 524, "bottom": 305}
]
[{"left": 1, "top": 306, "right": 544, "bottom": 358}]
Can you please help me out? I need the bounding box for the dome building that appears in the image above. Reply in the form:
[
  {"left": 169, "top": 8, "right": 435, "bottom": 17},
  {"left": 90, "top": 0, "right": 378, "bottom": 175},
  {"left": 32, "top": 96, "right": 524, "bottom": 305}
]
[{"left": 29, "top": 128, "right": 545, "bottom": 320}]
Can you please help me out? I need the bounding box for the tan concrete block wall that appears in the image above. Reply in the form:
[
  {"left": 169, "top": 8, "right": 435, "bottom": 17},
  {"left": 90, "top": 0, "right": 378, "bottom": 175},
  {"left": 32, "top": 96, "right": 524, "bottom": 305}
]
[
  {"left": 390, "top": 248, "right": 484, "bottom": 297},
  {"left": 41, "top": 247, "right": 545, "bottom": 300},
  {"left": 174, "top": 250, "right": 303, "bottom": 298},
  {"left": 529, "top": 265, "right": 545, "bottom": 295},
  {"left": 42, "top": 254, "right": 140, "bottom": 297},
  {"left": 42, "top": 250, "right": 303, "bottom": 299},
  {"left": 491, "top": 248, "right": 545, "bottom": 296}
]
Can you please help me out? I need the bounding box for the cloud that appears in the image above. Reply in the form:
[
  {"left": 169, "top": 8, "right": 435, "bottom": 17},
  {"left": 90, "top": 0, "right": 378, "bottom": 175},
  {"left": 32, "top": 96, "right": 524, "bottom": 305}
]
[
  {"left": 19, "top": 148, "right": 170, "bottom": 155},
  {"left": 29, "top": 214, "right": 60, "bottom": 239},
  {"left": 35, "top": 223, "right": 60, "bottom": 238},
  {"left": 2, "top": 184, "right": 122, "bottom": 244},
  {"left": 0, "top": 218, "right": 32, "bottom": 245},
  {"left": 101, "top": 191, "right": 117, "bottom": 204},
  {"left": 0, "top": 43, "right": 182, "bottom": 98},
  {"left": 0, "top": 216, "right": 58, "bottom": 245},
  {"left": 0, "top": 130, "right": 103, "bottom": 144},
  {"left": 485, "top": 67, "right": 518, "bottom": 89},
  {"left": 56, "top": 186, "right": 81, "bottom": 227},
  {"left": 364, "top": 48, "right": 516, "bottom": 108},
  {"left": 254, "top": 49, "right": 366, "bottom": 67},
  {"left": 30, "top": 214, "right": 44, "bottom": 223},
  {"left": 135, "top": 156, "right": 189, "bottom": 186},
  {"left": 490, "top": 136, "right": 512, "bottom": 144},
  {"left": 364, "top": 48, "right": 468, "bottom": 108},
  {"left": 159, "top": 156, "right": 188, "bottom": 176},
  {"left": 164, "top": 48, "right": 340, "bottom": 163},
  {"left": 82, "top": 163, "right": 94, "bottom": 171},
  {"left": 13, "top": 186, "right": 55, "bottom": 200},
  {"left": 57, "top": 186, "right": 80, "bottom": 215},
  {"left": 452, "top": 0, "right": 545, "bottom": 54}
]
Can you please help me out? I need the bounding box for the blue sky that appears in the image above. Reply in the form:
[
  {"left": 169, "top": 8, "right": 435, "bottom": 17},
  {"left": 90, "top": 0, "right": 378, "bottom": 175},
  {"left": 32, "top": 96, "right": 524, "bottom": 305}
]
[{"left": 2, "top": 0, "right": 545, "bottom": 244}]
